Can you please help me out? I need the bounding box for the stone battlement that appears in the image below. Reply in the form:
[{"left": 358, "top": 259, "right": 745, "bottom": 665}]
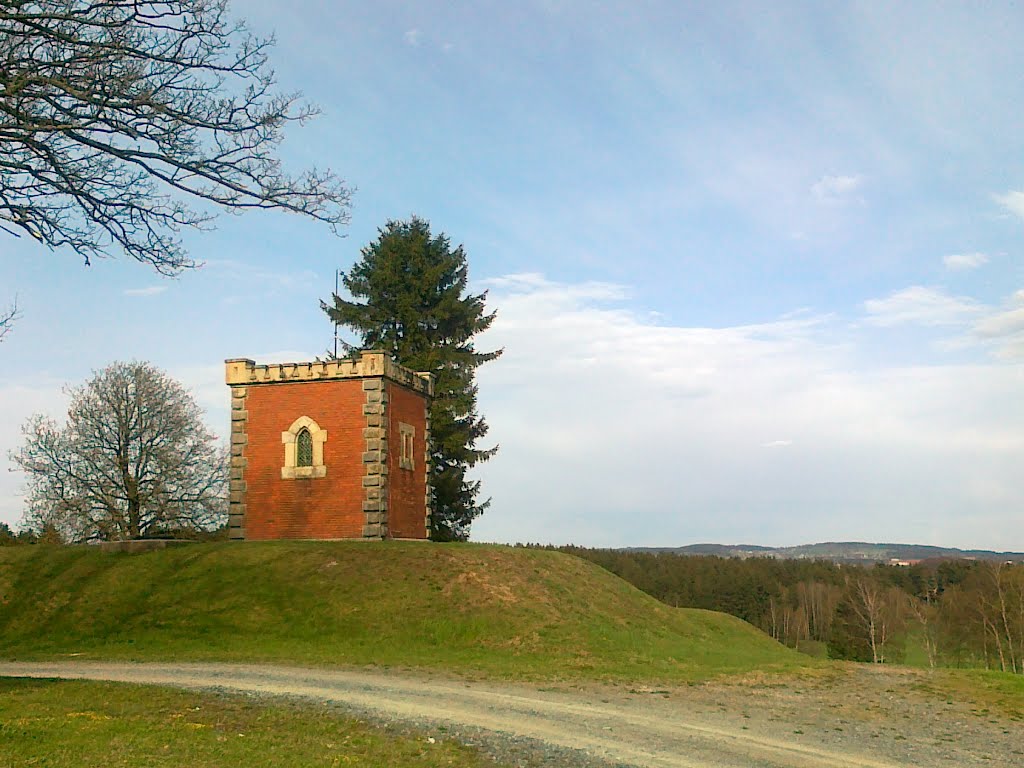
[{"left": 225, "top": 350, "right": 433, "bottom": 397}]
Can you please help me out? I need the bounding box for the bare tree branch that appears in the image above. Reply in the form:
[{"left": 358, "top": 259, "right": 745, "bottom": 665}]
[
  {"left": 0, "top": 0, "right": 352, "bottom": 273},
  {"left": 0, "top": 296, "right": 18, "bottom": 341}
]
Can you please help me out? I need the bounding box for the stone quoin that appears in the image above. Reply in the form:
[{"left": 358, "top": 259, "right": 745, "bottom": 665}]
[{"left": 225, "top": 351, "right": 434, "bottom": 540}]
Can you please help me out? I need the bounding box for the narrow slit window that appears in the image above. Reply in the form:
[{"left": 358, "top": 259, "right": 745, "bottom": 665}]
[
  {"left": 296, "top": 428, "right": 313, "bottom": 467},
  {"left": 399, "top": 422, "right": 415, "bottom": 471}
]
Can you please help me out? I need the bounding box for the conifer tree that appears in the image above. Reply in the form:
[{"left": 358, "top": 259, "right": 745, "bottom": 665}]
[{"left": 323, "top": 217, "right": 501, "bottom": 541}]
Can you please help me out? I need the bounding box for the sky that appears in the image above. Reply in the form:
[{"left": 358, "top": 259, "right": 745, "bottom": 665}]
[{"left": 1, "top": 1, "right": 1022, "bottom": 549}]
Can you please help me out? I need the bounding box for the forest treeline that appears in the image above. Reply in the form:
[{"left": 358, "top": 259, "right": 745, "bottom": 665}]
[{"left": 544, "top": 546, "right": 1024, "bottom": 673}]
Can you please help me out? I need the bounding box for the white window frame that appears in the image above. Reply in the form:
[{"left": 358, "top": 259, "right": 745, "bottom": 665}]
[
  {"left": 399, "top": 422, "right": 415, "bottom": 471},
  {"left": 282, "top": 416, "right": 328, "bottom": 479}
]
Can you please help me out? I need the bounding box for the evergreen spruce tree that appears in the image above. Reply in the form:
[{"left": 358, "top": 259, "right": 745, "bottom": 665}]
[{"left": 323, "top": 217, "right": 500, "bottom": 541}]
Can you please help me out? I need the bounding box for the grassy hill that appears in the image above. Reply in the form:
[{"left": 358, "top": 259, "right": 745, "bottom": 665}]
[{"left": 0, "top": 541, "right": 806, "bottom": 682}]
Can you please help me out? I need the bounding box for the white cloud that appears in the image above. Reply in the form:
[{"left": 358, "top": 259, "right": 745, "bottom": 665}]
[
  {"left": 988, "top": 337, "right": 1024, "bottom": 361},
  {"left": 861, "top": 285, "right": 1024, "bottom": 360},
  {"left": 811, "top": 174, "right": 863, "bottom": 202},
  {"left": 480, "top": 272, "right": 629, "bottom": 304},
  {"left": 404, "top": 28, "right": 421, "bottom": 46},
  {"left": 470, "top": 275, "right": 1024, "bottom": 549},
  {"left": 943, "top": 252, "right": 989, "bottom": 271},
  {"left": 170, "top": 363, "right": 233, "bottom": 431},
  {"left": 974, "top": 307, "right": 1024, "bottom": 339},
  {"left": 863, "top": 286, "right": 982, "bottom": 327},
  {"left": 203, "top": 260, "right": 319, "bottom": 293},
  {"left": 123, "top": 286, "right": 168, "bottom": 297},
  {"left": 994, "top": 190, "right": 1024, "bottom": 221}
]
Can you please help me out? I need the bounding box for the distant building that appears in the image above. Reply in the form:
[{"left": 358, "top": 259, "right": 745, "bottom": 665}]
[
  {"left": 225, "top": 351, "right": 433, "bottom": 540},
  {"left": 888, "top": 558, "right": 921, "bottom": 567}
]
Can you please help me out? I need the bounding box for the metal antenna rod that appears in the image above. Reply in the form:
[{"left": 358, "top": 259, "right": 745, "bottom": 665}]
[{"left": 333, "top": 268, "right": 340, "bottom": 359}]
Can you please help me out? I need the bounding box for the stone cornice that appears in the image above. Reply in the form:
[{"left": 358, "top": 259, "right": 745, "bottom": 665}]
[{"left": 225, "top": 350, "right": 434, "bottom": 397}]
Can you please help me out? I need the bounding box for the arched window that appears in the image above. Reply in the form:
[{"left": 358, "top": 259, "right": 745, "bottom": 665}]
[
  {"left": 296, "top": 428, "right": 313, "bottom": 467},
  {"left": 281, "top": 416, "right": 327, "bottom": 479}
]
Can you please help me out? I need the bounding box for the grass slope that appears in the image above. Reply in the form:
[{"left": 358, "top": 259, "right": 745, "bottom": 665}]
[
  {"left": 0, "top": 541, "right": 805, "bottom": 682},
  {"left": 0, "top": 678, "right": 504, "bottom": 768}
]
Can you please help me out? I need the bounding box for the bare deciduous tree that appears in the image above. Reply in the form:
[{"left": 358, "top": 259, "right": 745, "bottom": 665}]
[
  {"left": 0, "top": 298, "right": 17, "bottom": 342},
  {"left": 907, "top": 597, "right": 940, "bottom": 669},
  {"left": 797, "top": 580, "right": 841, "bottom": 642},
  {"left": 973, "top": 561, "right": 1024, "bottom": 674},
  {"left": 0, "top": 0, "right": 351, "bottom": 273},
  {"left": 11, "top": 361, "right": 226, "bottom": 541},
  {"left": 846, "top": 575, "right": 907, "bottom": 664}
]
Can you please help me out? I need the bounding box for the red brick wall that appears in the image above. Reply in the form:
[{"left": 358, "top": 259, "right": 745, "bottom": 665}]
[
  {"left": 243, "top": 379, "right": 365, "bottom": 539},
  {"left": 386, "top": 381, "right": 428, "bottom": 539}
]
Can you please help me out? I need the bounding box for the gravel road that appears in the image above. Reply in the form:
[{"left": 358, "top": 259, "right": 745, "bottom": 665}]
[{"left": 1, "top": 662, "right": 1020, "bottom": 767}]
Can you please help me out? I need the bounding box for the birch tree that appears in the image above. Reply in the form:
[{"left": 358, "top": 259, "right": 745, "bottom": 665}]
[
  {"left": 908, "top": 597, "right": 940, "bottom": 669},
  {"left": 973, "top": 562, "right": 1024, "bottom": 674},
  {"left": 844, "top": 575, "right": 907, "bottom": 664}
]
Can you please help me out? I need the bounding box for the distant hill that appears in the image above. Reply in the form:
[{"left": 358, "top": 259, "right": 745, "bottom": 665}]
[{"left": 629, "top": 541, "right": 1024, "bottom": 564}]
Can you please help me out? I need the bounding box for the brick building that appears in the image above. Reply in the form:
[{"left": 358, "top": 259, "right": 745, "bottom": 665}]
[{"left": 225, "top": 351, "right": 433, "bottom": 540}]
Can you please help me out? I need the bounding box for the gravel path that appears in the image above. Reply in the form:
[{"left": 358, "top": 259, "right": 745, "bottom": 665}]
[{"left": 1, "top": 662, "right": 1020, "bottom": 767}]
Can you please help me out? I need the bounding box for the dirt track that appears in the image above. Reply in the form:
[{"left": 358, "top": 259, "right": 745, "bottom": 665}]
[{"left": 1, "top": 662, "right": 1020, "bottom": 767}]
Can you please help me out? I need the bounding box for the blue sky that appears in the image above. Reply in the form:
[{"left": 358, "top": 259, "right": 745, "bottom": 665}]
[{"left": 2, "top": 1, "right": 1023, "bottom": 548}]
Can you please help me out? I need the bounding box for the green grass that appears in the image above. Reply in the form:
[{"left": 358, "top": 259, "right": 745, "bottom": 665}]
[
  {"left": 0, "top": 677, "right": 505, "bottom": 767},
  {"left": 0, "top": 541, "right": 807, "bottom": 682},
  {"left": 916, "top": 669, "right": 1024, "bottom": 721},
  {"left": 793, "top": 639, "right": 828, "bottom": 659}
]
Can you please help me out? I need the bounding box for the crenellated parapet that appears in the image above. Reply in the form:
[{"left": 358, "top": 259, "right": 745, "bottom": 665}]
[{"left": 225, "top": 350, "right": 434, "bottom": 397}]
